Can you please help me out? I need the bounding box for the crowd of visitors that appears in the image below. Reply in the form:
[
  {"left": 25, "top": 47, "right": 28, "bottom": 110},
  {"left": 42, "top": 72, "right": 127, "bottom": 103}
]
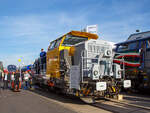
[
  {"left": 0, "top": 69, "right": 32, "bottom": 91},
  {"left": 0, "top": 49, "right": 46, "bottom": 91}
]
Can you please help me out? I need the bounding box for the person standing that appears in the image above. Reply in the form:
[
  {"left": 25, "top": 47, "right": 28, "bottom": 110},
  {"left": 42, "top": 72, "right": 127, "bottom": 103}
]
[
  {"left": 0, "top": 69, "right": 3, "bottom": 89},
  {"left": 24, "top": 71, "right": 30, "bottom": 89},
  {"left": 40, "top": 48, "right": 46, "bottom": 59},
  {"left": 27, "top": 71, "right": 32, "bottom": 89},
  {"left": 11, "top": 72, "right": 15, "bottom": 89},
  {"left": 40, "top": 49, "right": 46, "bottom": 70},
  {"left": 1, "top": 70, "right": 4, "bottom": 90},
  {"left": 14, "top": 71, "right": 21, "bottom": 91},
  {"left": 3, "top": 70, "right": 8, "bottom": 90},
  {"left": 21, "top": 72, "right": 25, "bottom": 89}
]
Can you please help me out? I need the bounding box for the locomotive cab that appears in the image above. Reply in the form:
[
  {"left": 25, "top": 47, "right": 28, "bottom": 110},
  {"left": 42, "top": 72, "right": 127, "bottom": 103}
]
[{"left": 46, "top": 31, "right": 98, "bottom": 79}]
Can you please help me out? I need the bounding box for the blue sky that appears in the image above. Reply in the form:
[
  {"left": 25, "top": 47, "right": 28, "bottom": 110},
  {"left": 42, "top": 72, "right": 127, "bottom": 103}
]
[{"left": 0, "top": 0, "right": 150, "bottom": 67}]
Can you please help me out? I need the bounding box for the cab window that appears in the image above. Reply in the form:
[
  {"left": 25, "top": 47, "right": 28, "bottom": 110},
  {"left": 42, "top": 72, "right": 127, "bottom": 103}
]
[
  {"left": 140, "top": 41, "right": 146, "bottom": 49},
  {"left": 146, "top": 40, "right": 150, "bottom": 49},
  {"left": 117, "top": 42, "right": 138, "bottom": 52},
  {"left": 128, "top": 42, "right": 138, "bottom": 50},
  {"left": 54, "top": 37, "right": 62, "bottom": 48},
  {"left": 48, "top": 37, "right": 62, "bottom": 50},
  {"left": 62, "top": 35, "right": 88, "bottom": 46},
  {"left": 117, "top": 44, "right": 128, "bottom": 52},
  {"left": 49, "top": 41, "right": 56, "bottom": 50}
]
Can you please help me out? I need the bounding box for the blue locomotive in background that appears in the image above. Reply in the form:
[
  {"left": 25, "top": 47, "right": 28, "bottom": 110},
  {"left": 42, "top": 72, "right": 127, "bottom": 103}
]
[
  {"left": 7, "top": 65, "right": 17, "bottom": 72},
  {"left": 21, "top": 65, "right": 33, "bottom": 72}
]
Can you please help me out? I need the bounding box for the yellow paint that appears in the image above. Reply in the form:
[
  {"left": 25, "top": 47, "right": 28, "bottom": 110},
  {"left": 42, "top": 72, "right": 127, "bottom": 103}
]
[
  {"left": 76, "top": 91, "right": 79, "bottom": 97},
  {"left": 46, "top": 31, "right": 98, "bottom": 79},
  {"left": 82, "top": 89, "right": 86, "bottom": 94},
  {"left": 69, "top": 46, "right": 76, "bottom": 56},
  {"left": 85, "top": 89, "right": 90, "bottom": 95},
  {"left": 112, "top": 86, "right": 116, "bottom": 92}
]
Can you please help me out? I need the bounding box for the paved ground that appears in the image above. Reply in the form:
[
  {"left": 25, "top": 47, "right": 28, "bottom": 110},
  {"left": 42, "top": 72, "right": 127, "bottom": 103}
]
[
  {"left": 1, "top": 83, "right": 150, "bottom": 113},
  {"left": 0, "top": 87, "right": 110, "bottom": 113},
  {"left": 0, "top": 89, "right": 77, "bottom": 113}
]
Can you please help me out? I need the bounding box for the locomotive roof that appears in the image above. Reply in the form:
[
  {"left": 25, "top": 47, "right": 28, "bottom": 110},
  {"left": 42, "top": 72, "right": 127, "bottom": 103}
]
[
  {"left": 116, "top": 31, "right": 150, "bottom": 45},
  {"left": 67, "top": 31, "right": 98, "bottom": 39},
  {"left": 51, "top": 31, "right": 98, "bottom": 43}
]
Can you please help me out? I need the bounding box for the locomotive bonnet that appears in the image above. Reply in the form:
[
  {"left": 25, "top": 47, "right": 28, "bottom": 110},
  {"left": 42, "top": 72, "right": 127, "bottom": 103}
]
[
  {"left": 73, "top": 39, "right": 120, "bottom": 79},
  {"left": 69, "top": 39, "right": 129, "bottom": 92}
]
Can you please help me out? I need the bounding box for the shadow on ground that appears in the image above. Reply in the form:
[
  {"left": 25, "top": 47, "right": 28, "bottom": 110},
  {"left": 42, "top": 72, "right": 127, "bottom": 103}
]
[
  {"left": 28, "top": 85, "right": 150, "bottom": 113},
  {"left": 29, "top": 85, "right": 86, "bottom": 105}
]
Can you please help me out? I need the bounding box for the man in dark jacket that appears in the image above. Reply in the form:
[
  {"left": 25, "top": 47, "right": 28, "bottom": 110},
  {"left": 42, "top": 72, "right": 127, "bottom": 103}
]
[{"left": 40, "top": 49, "right": 46, "bottom": 69}]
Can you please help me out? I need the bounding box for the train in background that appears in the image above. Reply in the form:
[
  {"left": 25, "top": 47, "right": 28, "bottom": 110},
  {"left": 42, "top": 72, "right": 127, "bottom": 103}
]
[
  {"left": 7, "top": 65, "right": 17, "bottom": 73},
  {"left": 114, "top": 31, "right": 150, "bottom": 91},
  {"left": 32, "top": 30, "right": 131, "bottom": 101},
  {"left": 21, "top": 65, "right": 33, "bottom": 72}
]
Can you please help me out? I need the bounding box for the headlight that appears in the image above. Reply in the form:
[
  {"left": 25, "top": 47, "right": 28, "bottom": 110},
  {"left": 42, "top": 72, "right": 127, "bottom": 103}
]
[
  {"left": 107, "top": 50, "right": 111, "bottom": 56},
  {"left": 104, "top": 49, "right": 112, "bottom": 57},
  {"left": 94, "top": 71, "right": 98, "bottom": 75}
]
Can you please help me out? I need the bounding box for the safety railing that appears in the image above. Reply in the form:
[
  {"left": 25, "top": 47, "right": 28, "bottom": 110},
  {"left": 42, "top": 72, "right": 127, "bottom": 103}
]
[{"left": 34, "top": 56, "right": 46, "bottom": 75}]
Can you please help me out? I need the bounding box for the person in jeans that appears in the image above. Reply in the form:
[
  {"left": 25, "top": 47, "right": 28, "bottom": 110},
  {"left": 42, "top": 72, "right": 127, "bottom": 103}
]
[{"left": 24, "top": 71, "right": 30, "bottom": 89}]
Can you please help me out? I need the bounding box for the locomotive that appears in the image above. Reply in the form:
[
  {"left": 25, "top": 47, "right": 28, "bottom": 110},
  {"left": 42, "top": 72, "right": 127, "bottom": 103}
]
[
  {"left": 114, "top": 31, "right": 150, "bottom": 91},
  {"left": 7, "top": 65, "right": 17, "bottom": 73},
  {"left": 33, "top": 31, "right": 131, "bottom": 101}
]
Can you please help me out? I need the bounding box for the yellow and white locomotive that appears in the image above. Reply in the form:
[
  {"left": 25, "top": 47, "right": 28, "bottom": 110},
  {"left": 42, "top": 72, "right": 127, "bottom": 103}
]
[{"left": 33, "top": 31, "right": 131, "bottom": 100}]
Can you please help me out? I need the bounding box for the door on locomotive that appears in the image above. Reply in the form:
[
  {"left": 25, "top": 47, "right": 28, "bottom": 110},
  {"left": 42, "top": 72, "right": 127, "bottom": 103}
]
[{"left": 47, "top": 37, "right": 63, "bottom": 78}]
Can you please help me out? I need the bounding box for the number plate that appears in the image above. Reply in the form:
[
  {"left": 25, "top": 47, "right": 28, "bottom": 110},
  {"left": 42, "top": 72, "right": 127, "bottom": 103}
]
[
  {"left": 96, "top": 82, "right": 107, "bottom": 91},
  {"left": 123, "top": 80, "right": 131, "bottom": 88}
]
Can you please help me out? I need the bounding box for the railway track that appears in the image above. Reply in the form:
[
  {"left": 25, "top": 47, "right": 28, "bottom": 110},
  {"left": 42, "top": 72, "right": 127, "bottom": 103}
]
[
  {"left": 92, "top": 96, "right": 150, "bottom": 113},
  {"left": 108, "top": 98, "right": 150, "bottom": 110},
  {"left": 33, "top": 85, "right": 150, "bottom": 113}
]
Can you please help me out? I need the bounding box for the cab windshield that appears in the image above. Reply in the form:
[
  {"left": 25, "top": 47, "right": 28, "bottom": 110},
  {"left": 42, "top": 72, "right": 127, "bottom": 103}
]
[
  {"left": 117, "top": 44, "right": 128, "bottom": 52},
  {"left": 62, "top": 35, "right": 88, "bottom": 46},
  {"left": 117, "top": 42, "right": 138, "bottom": 52}
]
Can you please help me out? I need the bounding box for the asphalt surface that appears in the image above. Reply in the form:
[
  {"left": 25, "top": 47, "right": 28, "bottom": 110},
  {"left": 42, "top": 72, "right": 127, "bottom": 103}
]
[
  {"left": 0, "top": 83, "right": 110, "bottom": 113},
  {"left": 0, "top": 89, "right": 78, "bottom": 113},
  {"left": 1, "top": 82, "right": 150, "bottom": 113}
]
